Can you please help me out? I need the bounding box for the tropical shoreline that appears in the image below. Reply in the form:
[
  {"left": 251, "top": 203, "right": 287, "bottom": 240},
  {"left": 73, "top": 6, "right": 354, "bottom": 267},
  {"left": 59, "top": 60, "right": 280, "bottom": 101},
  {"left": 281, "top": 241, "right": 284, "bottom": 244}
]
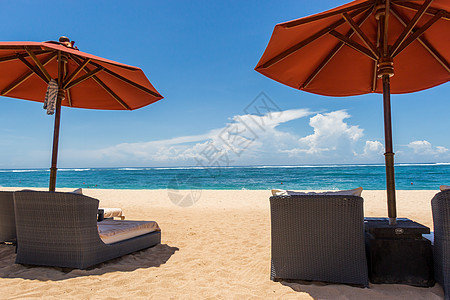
[{"left": 0, "top": 188, "right": 445, "bottom": 298}]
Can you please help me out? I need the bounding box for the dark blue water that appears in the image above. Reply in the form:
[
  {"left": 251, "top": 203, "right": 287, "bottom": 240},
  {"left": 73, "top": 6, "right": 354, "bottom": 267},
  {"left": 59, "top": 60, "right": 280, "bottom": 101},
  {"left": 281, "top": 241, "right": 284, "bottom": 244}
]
[{"left": 0, "top": 164, "right": 448, "bottom": 190}]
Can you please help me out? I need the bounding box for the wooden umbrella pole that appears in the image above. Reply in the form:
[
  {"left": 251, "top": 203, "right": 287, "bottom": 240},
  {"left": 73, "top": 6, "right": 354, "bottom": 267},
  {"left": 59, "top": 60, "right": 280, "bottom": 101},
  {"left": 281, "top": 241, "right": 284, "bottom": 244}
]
[
  {"left": 49, "top": 50, "right": 68, "bottom": 192},
  {"left": 49, "top": 93, "right": 63, "bottom": 191},
  {"left": 376, "top": 1, "right": 397, "bottom": 225},
  {"left": 382, "top": 74, "right": 397, "bottom": 225}
]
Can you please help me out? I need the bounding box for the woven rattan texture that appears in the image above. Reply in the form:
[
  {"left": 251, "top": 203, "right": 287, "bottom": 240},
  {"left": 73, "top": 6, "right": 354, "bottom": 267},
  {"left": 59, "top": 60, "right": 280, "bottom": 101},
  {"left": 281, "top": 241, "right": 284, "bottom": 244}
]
[
  {"left": 13, "top": 191, "right": 160, "bottom": 269},
  {"left": 0, "top": 191, "right": 16, "bottom": 243},
  {"left": 432, "top": 190, "right": 450, "bottom": 299},
  {"left": 270, "top": 195, "right": 368, "bottom": 287}
]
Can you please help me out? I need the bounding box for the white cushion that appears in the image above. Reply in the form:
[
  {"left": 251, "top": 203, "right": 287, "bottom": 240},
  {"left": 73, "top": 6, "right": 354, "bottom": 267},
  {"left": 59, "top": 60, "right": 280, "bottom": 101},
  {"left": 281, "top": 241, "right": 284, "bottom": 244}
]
[
  {"left": 100, "top": 207, "right": 123, "bottom": 218},
  {"left": 322, "top": 187, "right": 363, "bottom": 196},
  {"left": 272, "top": 187, "right": 363, "bottom": 197},
  {"left": 440, "top": 185, "right": 450, "bottom": 191},
  {"left": 272, "top": 189, "right": 293, "bottom": 196},
  {"left": 98, "top": 219, "right": 160, "bottom": 244},
  {"left": 71, "top": 188, "right": 83, "bottom": 194}
]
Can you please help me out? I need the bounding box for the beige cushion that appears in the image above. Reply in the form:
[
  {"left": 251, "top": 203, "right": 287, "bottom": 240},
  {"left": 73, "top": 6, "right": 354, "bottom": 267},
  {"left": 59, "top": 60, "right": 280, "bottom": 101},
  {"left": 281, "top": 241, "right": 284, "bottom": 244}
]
[
  {"left": 98, "top": 219, "right": 160, "bottom": 244},
  {"left": 271, "top": 187, "right": 363, "bottom": 197},
  {"left": 322, "top": 187, "right": 363, "bottom": 196},
  {"left": 100, "top": 207, "right": 124, "bottom": 219},
  {"left": 71, "top": 188, "right": 83, "bottom": 194},
  {"left": 440, "top": 185, "right": 450, "bottom": 191}
]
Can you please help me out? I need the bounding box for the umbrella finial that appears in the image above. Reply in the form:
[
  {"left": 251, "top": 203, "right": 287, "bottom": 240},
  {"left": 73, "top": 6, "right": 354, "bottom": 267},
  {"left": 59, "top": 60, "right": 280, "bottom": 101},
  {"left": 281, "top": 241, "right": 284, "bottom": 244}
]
[
  {"left": 59, "top": 36, "right": 70, "bottom": 43},
  {"left": 58, "top": 36, "right": 78, "bottom": 50}
]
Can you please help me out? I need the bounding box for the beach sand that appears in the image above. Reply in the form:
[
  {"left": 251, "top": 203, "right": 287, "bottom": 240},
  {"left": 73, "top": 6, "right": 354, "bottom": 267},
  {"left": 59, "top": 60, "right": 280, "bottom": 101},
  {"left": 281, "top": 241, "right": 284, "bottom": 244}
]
[{"left": 0, "top": 188, "right": 445, "bottom": 299}]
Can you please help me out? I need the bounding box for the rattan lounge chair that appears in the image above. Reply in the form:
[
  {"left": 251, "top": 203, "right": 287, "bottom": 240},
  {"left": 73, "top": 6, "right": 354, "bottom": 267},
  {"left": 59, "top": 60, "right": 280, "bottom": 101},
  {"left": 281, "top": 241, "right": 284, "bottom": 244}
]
[
  {"left": 13, "top": 191, "right": 161, "bottom": 269},
  {"left": 0, "top": 191, "right": 16, "bottom": 243},
  {"left": 432, "top": 190, "right": 450, "bottom": 300},
  {"left": 270, "top": 194, "right": 369, "bottom": 287}
]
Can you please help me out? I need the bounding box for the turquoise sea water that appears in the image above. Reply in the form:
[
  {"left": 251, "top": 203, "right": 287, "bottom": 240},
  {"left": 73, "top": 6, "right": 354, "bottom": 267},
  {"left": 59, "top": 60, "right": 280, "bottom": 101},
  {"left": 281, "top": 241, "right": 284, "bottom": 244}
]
[{"left": 0, "top": 164, "right": 448, "bottom": 190}]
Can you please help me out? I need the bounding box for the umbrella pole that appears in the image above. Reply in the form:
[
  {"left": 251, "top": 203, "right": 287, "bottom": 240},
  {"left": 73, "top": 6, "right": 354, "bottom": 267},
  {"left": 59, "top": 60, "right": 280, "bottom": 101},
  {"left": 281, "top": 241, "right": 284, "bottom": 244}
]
[
  {"left": 49, "top": 94, "right": 62, "bottom": 192},
  {"left": 382, "top": 74, "right": 397, "bottom": 225},
  {"left": 49, "top": 51, "right": 67, "bottom": 192}
]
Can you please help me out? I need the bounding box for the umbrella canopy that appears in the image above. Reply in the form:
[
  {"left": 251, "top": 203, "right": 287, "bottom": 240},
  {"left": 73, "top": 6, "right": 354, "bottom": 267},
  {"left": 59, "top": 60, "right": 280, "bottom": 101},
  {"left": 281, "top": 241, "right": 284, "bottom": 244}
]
[
  {"left": 0, "top": 37, "right": 163, "bottom": 191},
  {"left": 0, "top": 39, "right": 162, "bottom": 109},
  {"left": 255, "top": 0, "right": 449, "bottom": 224}
]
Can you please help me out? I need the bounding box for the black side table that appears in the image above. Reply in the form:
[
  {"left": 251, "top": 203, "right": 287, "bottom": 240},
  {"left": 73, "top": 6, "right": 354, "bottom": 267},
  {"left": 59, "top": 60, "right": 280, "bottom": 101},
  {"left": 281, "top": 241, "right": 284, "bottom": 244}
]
[{"left": 364, "top": 217, "right": 434, "bottom": 287}]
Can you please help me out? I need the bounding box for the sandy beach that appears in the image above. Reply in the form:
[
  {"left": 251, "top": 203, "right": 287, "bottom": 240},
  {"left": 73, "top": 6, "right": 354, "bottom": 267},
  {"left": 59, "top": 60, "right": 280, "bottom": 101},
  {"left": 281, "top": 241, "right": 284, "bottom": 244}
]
[{"left": 0, "top": 188, "right": 445, "bottom": 299}]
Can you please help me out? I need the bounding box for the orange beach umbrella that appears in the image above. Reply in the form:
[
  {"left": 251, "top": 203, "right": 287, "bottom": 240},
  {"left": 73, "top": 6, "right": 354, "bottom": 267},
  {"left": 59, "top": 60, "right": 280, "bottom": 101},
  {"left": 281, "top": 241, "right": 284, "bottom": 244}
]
[
  {"left": 0, "top": 37, "right": 163, "bottom": 191},
  {"left": 255, "top": 0, "right": 449, "bottom": 224}
]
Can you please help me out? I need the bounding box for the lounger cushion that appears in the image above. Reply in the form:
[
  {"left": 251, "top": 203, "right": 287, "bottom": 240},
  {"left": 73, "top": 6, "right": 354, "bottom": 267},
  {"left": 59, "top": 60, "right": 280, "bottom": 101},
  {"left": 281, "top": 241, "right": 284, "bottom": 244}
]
[
  {"left": 98, "top": 220, "right": 160, "bottom": 244},
  {"left": 71, "top": 188, "right": 83, "bottom": 194},
  {"left": 271, "top": 187, "right": 363, "bottom": 197},
  {"left": 440, "top": 185, "right": 450, "bottom": 191},
  {"left": 100, "top": 207, "right": 124, "bottom": 219}
]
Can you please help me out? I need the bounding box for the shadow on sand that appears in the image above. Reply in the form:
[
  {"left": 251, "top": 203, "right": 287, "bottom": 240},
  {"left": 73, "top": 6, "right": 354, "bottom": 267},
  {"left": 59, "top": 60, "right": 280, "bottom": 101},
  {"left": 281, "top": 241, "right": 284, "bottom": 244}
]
[
  {"left": 281, "top": 280, "right": 445, "bottom": 300},
  {"left": 0, "top": 243, "right": 178, "bottom": 281}
]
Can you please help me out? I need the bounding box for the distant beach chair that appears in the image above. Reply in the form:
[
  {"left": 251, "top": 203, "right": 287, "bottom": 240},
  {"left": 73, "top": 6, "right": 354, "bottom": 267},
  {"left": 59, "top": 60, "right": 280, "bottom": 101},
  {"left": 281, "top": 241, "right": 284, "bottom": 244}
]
[
  {"left": 269, "top": 194, "right": 369, "bottom": 287},
  {"left": 0, "top": 191, "right": 16, "bottom": 243},
  {"left": 13, "top": 191, "right": 161, "bottom": 269},
  {"left": 432, "top": 189, "right": 450, "bottom": 299}
]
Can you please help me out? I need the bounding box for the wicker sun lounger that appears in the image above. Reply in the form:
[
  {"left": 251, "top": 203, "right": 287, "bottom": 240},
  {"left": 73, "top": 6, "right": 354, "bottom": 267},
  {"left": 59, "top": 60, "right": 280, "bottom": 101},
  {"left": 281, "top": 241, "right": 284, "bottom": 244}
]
[
  {"left": 432, "top": 190, "right": 450, "bottom": 300},
  {"left": 13, "top": 191, "right": 161, "bottom": 269},
  {"left": 270, "top": 194, "right": 369, "bottom": 287},
  {"left": 0, "top": 191, "right": 16, "bottom": 243}
]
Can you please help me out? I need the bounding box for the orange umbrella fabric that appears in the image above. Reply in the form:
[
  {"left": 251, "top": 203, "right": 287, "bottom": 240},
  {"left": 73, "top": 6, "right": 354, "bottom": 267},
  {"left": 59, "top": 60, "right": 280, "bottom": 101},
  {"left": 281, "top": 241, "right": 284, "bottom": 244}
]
[
  {"left": 0, "top": 38, "right": 163, "bottom": 191},
  {"left": 256, "top": 0, "right": 449, "bottom": 224},
  {"left": 256, "top": 0, "right": 449, "bottom": 96},
  {"left": 0, "top": 40, "right": 163, "bottom": 109}
]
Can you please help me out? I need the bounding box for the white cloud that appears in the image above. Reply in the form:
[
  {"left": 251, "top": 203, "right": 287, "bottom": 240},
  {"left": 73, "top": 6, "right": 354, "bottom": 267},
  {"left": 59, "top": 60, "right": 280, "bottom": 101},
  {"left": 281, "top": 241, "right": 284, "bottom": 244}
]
[
  {"left": 285, "top": 110, "right": 364, "bottom": 155},
  {"left": 407, "top": 140, "right": 448, "bottom": 155},
  {"left": 362, "top": 140, "right": 384, "bottom": 156},
  {"left": 57, "top": 110, "right": 449, "bottom": 167},
  {"left": 87, "top": 108, "right": 314, "bottom": 166}
]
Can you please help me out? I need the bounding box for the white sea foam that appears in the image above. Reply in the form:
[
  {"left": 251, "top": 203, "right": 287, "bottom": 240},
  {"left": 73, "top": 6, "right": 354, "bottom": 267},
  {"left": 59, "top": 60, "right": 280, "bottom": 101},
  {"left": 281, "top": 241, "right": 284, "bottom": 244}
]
[
  {"left": 254, "top": 164, "right": 385, "bottom": 168},
  {"left": 397, "top": 163, "right": 448, "bottom": 167},
  {"left": 9, "top": 169, "right": 45, "bottom": 173}
]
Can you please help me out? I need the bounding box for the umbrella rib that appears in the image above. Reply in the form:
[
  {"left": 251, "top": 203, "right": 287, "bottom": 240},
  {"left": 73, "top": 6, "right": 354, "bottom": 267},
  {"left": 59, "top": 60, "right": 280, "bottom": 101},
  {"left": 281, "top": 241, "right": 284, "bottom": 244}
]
[
  {"left": 390, "top": 7, "right": 449, "bottom": 73},
  {"left": 302, "top": 8, "right": 373, "bottom": 89},
  {"left": 392, "top": 1, "right": 450, "bottom": 20},
  {"left": 281, "top": 0, "right": 374, "bottom": 28},
  {"left": 66, "top": 89, "right": 72, "bottom": 107},
  {"left": 62, "top": 57, "right": 91, "bottom": 89},
  {"left": 17, "top": 55, "right": 49, "bottom": 84},
  {"left": 92, "top": 76, "right": 131, "bottom": 110},
  {"left": 1, "top": 52, "right": 57, "bottom": 96},
  {"left": 371, "top": 60, "right": 378, "bottom": 91},
  {"left": 0, "top": 50, "right": 53, "bottom": 64},
  {"left": 90, "top": 62, "right": 163, "bottom": 98},
  {"left": 0, "top": 45, "right": 43, "bottom": 50},
  {"left": 342, "top": 12, "right": 379, "bottom": 59},
  {"left": 258, "top": 6, "right": 370, "bottom": 69},
  {"left": 64, "top": 66, "right": 103, "bottom": 90},
  {"left": 301, "top": 44, "right": 342, "bottom": 90},
  {"left": 24, "top": 47, "right": 52, "bottom": 82},
  {"left": 383, "top": 0, "right": 390, "bottom": 56},
  {"left": 71, "top": 56, "right": 131, "bottom": 110},
  {"left": 391, "top": 0, "right": 434, "bottom": 57},
  {"left": 415, "top": 36, "right": 450, "bottom": 73},
  {"left": 329, "top": 30, "right": 378, "bottom": 60},
  {"left": 392, "top": 10, "right": 444, "bottom": 58}
]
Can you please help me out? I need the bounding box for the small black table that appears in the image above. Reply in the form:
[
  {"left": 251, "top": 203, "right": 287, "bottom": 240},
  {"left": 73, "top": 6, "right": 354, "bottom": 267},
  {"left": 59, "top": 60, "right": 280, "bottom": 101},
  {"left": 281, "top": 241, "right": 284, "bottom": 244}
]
[{"left": 364, "top": 217, "right": 434, "bottom": 287}]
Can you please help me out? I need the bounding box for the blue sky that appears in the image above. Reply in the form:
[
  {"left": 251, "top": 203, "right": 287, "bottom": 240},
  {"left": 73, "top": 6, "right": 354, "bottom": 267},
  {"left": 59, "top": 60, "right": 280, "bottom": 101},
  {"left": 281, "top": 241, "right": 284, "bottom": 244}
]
[{"left": 0, "top": 0, "right": 448, "bottom": 168}]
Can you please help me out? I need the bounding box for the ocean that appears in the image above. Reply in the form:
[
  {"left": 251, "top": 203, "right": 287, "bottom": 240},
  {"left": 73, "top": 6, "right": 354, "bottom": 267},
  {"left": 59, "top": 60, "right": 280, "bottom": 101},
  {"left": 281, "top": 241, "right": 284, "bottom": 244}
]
[{"left": 0, "top": 164, "right": 448, "bottom": 190}]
